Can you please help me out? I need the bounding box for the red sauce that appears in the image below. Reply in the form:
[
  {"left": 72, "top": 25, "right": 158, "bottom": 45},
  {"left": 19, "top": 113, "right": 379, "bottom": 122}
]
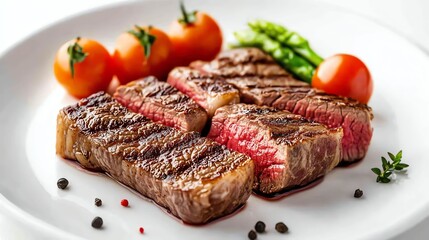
[
  {"left": 252, "top": 176, "right": 324, "bottom": 201},
  {"left": 336, "top": 158, "right": 364, "bottom": 168},
  {"left": 253, "top": 158, "right": 365, "bottom": 200},
  {"left": 61, "top": 157, "right": 105, "bottom": 176}
]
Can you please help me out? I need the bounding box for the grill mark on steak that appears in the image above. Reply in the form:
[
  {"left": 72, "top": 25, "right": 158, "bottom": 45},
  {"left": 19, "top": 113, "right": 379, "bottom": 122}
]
[
  {"left": 114, "top": 77, "right": 208, "bottom": 132},
  {"left": 225, "top": 75, "right": 308, "bottom": 89},
  {"left": 196, "top": 47, "right": 279, "bottom": 66},
  {"left": 268, "top": 87, "right": 373, "bottom": 120},
  {"left": 192, "top": 61, "right": 289, "bottom": 77},
  {"left": 208, "top": 104, "right": 342, "bottom": 194},
  {"left": 190, "top": 48, "right": 296, "bottom": 78},
  {"left": 63, "top": 93, "right": 148, "bottom": 134},
  {"left": 114, "top": 127, "right": 201, "bottom": 166},
  {"left": 137, "top": 137, "right": 213, "bottom": 180},
  {"left": 178, "top": 143, "right": 239, "bottom": 182},
  {"left": 176, "top": 69, "right": 236, "bottom": 93},
  {"left": 56, "top": 92, "right": 254, "bottom": 224},
  {"left": 217, "top": 47, "right": 276, "bottom": 63},
  {"left": 169, "top": 68, "right": 233, "bottom": 89},
  {"left": 94, "top": 122, "right": 171, "bottom": 148}
]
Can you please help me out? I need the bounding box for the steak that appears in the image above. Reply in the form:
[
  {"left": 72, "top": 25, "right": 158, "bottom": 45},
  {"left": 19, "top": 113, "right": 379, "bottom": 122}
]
[
  {"left": 224, "top": 75, "right": 308, "bottom": 94},
  {"left": 208, "top": 104, "right": 342, "bottom": 194},
  {"left": 114, "top": 76, "right": 208, "bottom": 133},
  {"left": 242, "top": 87, "right": 373, "bottom": 161},
  {"left": 193, "top": 48, "right": 373, "bottom": 162},
  {"left": 191, "top": 47, "right": 289, "bottom": 77},
  {"left": 56, "top": 92, "right": 254, "bottom": 224},
  {"left": 167, "top": 67, "right": 240, "bottom": 116}
]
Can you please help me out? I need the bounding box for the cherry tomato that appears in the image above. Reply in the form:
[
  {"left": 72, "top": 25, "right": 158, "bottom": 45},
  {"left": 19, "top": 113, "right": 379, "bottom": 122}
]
[
  {"left": 113, "top": 26, "right": 172, "bottom": 84},
  {"left": 169, "top": 3, "right": 222, "bottom": 66},
  {"left": 53, "top": 37, "right": 113, "bottom": 99},
  {"left": 312, "top": 54, "right": 373, "bottom": 104}
]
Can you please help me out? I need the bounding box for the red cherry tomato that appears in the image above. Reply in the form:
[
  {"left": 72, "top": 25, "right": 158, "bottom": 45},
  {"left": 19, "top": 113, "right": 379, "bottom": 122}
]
[
  {"left": 312, "top": 54, "right": 373, "bottom": 104},
  {"left": 53, "top": 37, "right": 113, "bottom": 99},
  {"left": 168, "top": 2, "right": 222, "bottom": 67},
  {"left": 113, "top": 26, "right": 172, "bottom": 84}
]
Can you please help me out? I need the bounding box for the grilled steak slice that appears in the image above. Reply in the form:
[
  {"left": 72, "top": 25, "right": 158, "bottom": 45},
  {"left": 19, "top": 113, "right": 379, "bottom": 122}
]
[
  {"left": 167, "top": 67, "right": 240, "bottom": 116},
  {"left": 191, "top": 48, "right": 289, "bottom": 77},
  {"left": 190, "top": 48, "right": 307, "bottom": 90},
  {"left": 189, "top": 47, "right": 308, "bottom": 105},
  {"left": 192, "top": 48, "right": 373, "bottom": 162},
  {"left": 224, "top": 75, "right": 308, "bottom": 94},
  {"left": 114, "top": 76, "right": 208, "bottom": 133},
  {"left": 245, "top": 87, "right": 373, "bottom": 161},
  {"left": 56, "top": 92, "right": 254, "bottom": 224},
  {"left": 208, "top": 104, "right": 342, "bottom": 194}
]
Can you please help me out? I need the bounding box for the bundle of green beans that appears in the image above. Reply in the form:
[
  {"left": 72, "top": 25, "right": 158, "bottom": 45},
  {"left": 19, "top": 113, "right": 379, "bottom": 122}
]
[{"left": 234, "top": 20, "right": 323, "bottom": 83}]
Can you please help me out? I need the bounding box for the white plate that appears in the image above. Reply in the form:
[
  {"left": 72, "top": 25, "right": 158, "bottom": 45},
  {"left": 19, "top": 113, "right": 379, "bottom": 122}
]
[{"left": 1, "top": 0, "right": 429, "bottom": 239}]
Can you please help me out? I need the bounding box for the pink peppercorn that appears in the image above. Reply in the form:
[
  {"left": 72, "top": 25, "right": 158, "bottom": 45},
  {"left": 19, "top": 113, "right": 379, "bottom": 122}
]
[{"left": 120, "top": 199, "right": 129, "bottom": 207}]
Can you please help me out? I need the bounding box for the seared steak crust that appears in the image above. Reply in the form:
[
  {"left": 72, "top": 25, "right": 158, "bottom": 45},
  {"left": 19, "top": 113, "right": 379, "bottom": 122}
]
[
  {"left": 114, "top": 77, "right": 208, "bottom": 132},
  {"left": 208, "top": 104, "right": 342, "bottom": 194},
  {"left": 56, "top": 92, "right": 254, "bottom": 224},
  {"left": 191, "top": 48, "right": 289, "bottom": 77},
  {"left": 224, "top": 75, "right": 308, "bottom": 92}
]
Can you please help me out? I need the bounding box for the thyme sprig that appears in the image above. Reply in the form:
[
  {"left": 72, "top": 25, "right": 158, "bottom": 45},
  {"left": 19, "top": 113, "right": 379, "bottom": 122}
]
[{"left": 371, "top": 150, "right": 409, "bottom": 183}]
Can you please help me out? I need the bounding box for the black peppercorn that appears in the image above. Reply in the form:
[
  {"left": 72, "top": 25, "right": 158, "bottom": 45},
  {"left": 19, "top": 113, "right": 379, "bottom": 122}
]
[
  {"left": 95, "top": 198, "right": 102, "bottom": 207},
  {"left": 354, "top": 189, "right": 363, "bottom": 198},
  {"left": 91, "top": 216, "right": 103, "bottom": 229},
  {"left": 57, "top": 178, "right": 69, "bottom": 189},
  {"left": 275, "top": 222, "right": 288, "bottom": 233},
  {"left": 248, "top": 230, "right": 257, "bottom": 240},
  {"left": 255, "top": 221, "right": 265, "bottom": 233}
]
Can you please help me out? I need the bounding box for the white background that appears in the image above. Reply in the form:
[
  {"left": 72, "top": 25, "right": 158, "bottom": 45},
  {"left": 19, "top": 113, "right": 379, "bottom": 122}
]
[{"left": 1, "top": 0, "right": 428, "bottom": 239}]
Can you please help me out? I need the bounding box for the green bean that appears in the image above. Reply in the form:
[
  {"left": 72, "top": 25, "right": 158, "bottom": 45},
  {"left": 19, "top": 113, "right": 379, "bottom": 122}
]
[
  {"left": 234, "top": 29, "right": 315, "bottom": 83},
  {"left": 249, "top": 19, "right": 323, "bottom": 66}
]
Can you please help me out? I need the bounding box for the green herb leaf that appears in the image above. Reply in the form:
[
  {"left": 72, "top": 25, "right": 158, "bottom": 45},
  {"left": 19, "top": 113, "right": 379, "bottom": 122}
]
[
  {"left": 371, "top": 168, "right": 381, "bottom": 175},
  {"left": 394, "top": 163, "right": 409, "bottom": 171},
  {"left": 380, "top": 177, "right": 391, "bottom": 183},
  {"left": 372, "top": 150, "right": 409, "bottom": 184},
  {"left": 128, "top": 25, "right": 157, "bottom": 58},
  {"left": 384, "top": 171, "right": 392, "bottom": 178},
  {"left": 178, "top": 1, "right": 197, "bottom": 25},
  {"left": 394, "top": 166, "right": 404, "bottom": 171},
  {"left": 396, "top": 150, "right": 403, "bottom": 160},
  {"left": 67, "top": 37, "right": 88, "bottom": 78},
  {"left": 388, "top": 152, "right": 396, "bottom": 162},
  {"left": 376, "top": 176, "right": 381, "bottom": 182},
  {"left": 381, "top": 157, "right": 389, "bottom": 171},
  {"left": 398, "top": 163, "right": 409, "bottom": 168}
]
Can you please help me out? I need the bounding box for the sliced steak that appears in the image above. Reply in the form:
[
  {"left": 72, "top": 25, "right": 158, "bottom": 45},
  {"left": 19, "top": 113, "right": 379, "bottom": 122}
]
[
  {"left": 245, "top": 87, "right": 373, "bottom": 161},
  {"left": 191, "top": 47, "right": 289, "bottom": 77},
  {"left": 114, "top": 76, "right": 208, "bottom": 133},
  {"left": 208, "top": 104, "right": 342, "bottom": 194},
  {"left": 56, "top": 92, "right": 254, "bottom": 224},
  {"left": 224, "top": 75, "right": 308, "bottom": 94},
  {"left": 167, "top": 67, "right": 240, "bottom": 116},
  {"left": 193, "top": 48, "right": 373, "bottom": 162}
]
